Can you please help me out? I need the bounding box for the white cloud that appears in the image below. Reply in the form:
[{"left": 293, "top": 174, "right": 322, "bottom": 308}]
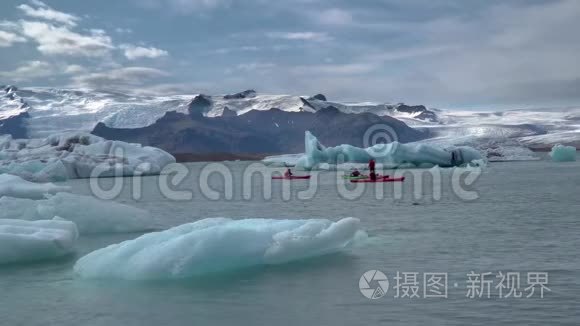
[
  {"left": 115, "top": 27, "right": 133, "bottom": 34},
  {"left": 0, "top": 20, "right": 20, "bottom": 30},
  {"left": 63, "top": 64, "right": 86, "bottom": 74},
  {"left": 20, "top": 21, "right": 114, "bottom": 57},
  {"left": 292, "top": 63, "right": 377, "bottom": 75},
  {"left": 363, "top": 46, "right": 455, "bottom": 63},
  {"left": 406, "top": 0, "right": 580, "bottom": 102},
  {"left": 133, "top": 82, "right": 215, "bottom": 95},
  {"left": 17, "top": 2, "right": 79, "bottom": 26},
  {"left": 0, "top": 30, "right": 26, "bottom": 47},
  {"left": 136, "top": 0, "right": 228, "bottom": 14},
  {"left": 213, "top": 46, "right": 260, "bottom": 54},
  {"left": 235, "top": 62, "right": 276, "bottom": 71},
  {"left": 318, "top": 8, "right": 353, "bottom": 26},
  {"left": 120, "top": 44, "right": 169, "bottom": 60},
  {"left": 71, "top": 67, "right": 169, "bottom": 88},
  {"left": 29, "top": 0, "right": 48, "bottom": 7},
  {"left": 90, "top": 29, "right": 107, "bottom": 36},
  {"left": 0, "top": 60, "right": 53, "bottom": 81},
  {"left": 267, "top": 32, "right": 332, "bottom": 42}
]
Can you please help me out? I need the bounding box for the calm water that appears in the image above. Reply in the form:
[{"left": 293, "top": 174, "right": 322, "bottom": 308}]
[{"left": 1, "top": 158, "right": 579, "bottom": 325}]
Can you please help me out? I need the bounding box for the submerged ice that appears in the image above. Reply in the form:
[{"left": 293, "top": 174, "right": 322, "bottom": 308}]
[
  {"left": 0, "top": 174, "right": 69, "bottom": 199},
  {"left": 550, "top": 144, "right": 576, "bottom": 162},
  {"left": 74, "top": 217, "right": 366, "bottom": 280},
  {"left": 0, "top": 192, "right": 155, "bottom": 234},
  {"left": 295, "top": 131, "right": 483, "bottom": 169},
  {"left": 0, "top": 218, "right": 78, "bottom": 264},
  {"left": 0, "top": 132, "right": 175, "bottom": 181}
]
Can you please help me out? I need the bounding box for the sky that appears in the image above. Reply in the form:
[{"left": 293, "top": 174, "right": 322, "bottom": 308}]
[{"left": 1, "top": 0, "right": 580, "bottom": 109}]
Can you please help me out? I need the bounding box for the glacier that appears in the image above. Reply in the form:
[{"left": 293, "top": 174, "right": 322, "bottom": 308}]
[
  {"left": 4, "top": 86, "right": 580, "bottom": 159},
  {"left": 3, "top": 86, "right": 580, "bottom": 154},
  {"left": 0, "top": 193, "right": 155, "bottom": 234},
  {"left": 549, "top": 144, "right": 577, "bottom": 162},
  {"left": 0, "top": 132, "right": 175, "bottom": 181},
  {"left": 74, "top": 217, "right": 366, "bottom": 280},
  {"left": 293, "top": 131, "right": 484, "bottom": 170},
  {"left": 1, "top": 86, "right": 429, "bottom": 137},
  {"left": 0, "top": 218, "right": 78, "bottom": 264},
  {"left": 0, "top": 174, "right": 70, "bottom": 199}
]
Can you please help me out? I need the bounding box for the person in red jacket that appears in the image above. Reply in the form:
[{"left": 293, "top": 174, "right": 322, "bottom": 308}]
[{"left": 369, "top": 159, "right": 376, "bottom": 181}]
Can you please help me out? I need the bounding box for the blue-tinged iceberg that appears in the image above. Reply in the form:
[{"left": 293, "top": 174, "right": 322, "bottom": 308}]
[
  {"left": 0, "top": 218, "right": 78, "bottom": 264},
  {"left": 74, "top": 217, "right": 366, "bottom": 280},
  {"left": 549, "top": 144, "right": 576, "bottom": 162},
  {"left": 0, "top": 173, "right": 70, "bottom": 199},
  {"left": 295, "top": 131, "right": 483, "bottom": 169},
  {"left": 0, "top": 193, "right": 155, "bottom": 234},
  {"left": 0, "top": 132, "right": 175, "bottom": 182}
]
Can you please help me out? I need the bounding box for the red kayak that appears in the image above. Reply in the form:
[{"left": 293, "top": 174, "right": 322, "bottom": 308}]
[
  {"left": 272, "top": 175, "right": 311, "bottom": 180},
  {"left": 351, "top": 176, "right": 405, "bottom": 183}
]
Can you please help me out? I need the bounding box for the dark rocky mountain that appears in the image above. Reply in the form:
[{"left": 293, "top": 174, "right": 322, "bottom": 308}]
[
  {"left": 1, "top": 85, "right": 29, "bottom": 138},
  {"left": 0, "top": 111, "right": 29, "bottom": 138},
  {"left": 221, "top": 106, "right": 237, "bottom": 117},
  {"left": 394, "top": 104, "right": 438, "bottom": 122},
  {"left": 92, "top": 106, "right": 428, "bottom": 155},
  {"left": 223, "top": 89, "right": 257, "bottom": 100},
  {"left": 308, "top": 94, "right": 327, "bottom": 101},
  {"left": 187, "top": 94, "right": 212, "bottom": 116}
]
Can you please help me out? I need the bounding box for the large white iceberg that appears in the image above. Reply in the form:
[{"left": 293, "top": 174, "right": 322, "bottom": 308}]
[
  {"left": 0, "top": 173, "right": 70, "bottom": 199},
  {"left": 0, "top": 132, "right": 175, "bottom": 181},
  {"left": 549, "top": 144, "right": 576, "bottom": 162},
  {"left": 0, "top": 192, "right": 155, "bottom": 234},
  {"left": 74, "top": 217, "right": 366, "bottom": 280},
  {"left": 295, "top": 131, "right": 484, "bottom": 169},
  {"left": 0, "top": 218, "right": 78, "bottom": 264}
]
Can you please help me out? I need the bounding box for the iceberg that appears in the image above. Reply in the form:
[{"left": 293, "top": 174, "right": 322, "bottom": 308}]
[
  {"left": 74, "top": 217, "right": 366, "bottom": 280},
  {"left": 295, "top": 131, "right": 484, "bottom": 169},
  {"left": 0, "top": 218, "right": 78, "bottom": 264},
  {"left": 0, "top": 174, "right": 70, "bottom": 199},
  {"left": 0, "top": 193, "right": 155, "bottom": 234},
  {"left": 0, "top": 132, "right": 175, "bottom": 182},
  {"left": 549, "top": 144, "right": 576, "bottom": 162}
]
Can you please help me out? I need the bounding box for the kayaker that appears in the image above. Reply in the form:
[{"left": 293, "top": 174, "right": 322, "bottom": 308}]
[
  {"left": 369, "top": 171, "right": 377, "bottom": 181},
  {"left": 451, "top": 151, "right": 457, "bottom": 166},
  {"left": 369, "top": 159, "right": 376, "bottom": 173},
  {"left": 351, "top": 169, "right": 361, "bottom": 177},
  {"left": 284, "top": 168, "right": 293, "bottom": 177}
]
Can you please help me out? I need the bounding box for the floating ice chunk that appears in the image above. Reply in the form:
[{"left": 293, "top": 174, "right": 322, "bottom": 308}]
[
  {"left": 0, "top": 173, "right": 70, "bottom": 199},
  {"left": 74, "top": 217, "right": 366, "bottom": 280},
  {"left": 262, "top": 153, "right": 303, "bottom": 167},
  {"left": 0, "top": 132, "right": 175, "bottom": 181},
  {"left": 0, "top": 193, "right": 155, "bottom": 234},
  {"left": 549, "top": 144, "right": 576, "bottom": 162},
  {"left": 295, "top": 131, "right": 484, "bottom": 170},
  {"left": 0, "top": 218, "right": 78, "bottom": 264}
]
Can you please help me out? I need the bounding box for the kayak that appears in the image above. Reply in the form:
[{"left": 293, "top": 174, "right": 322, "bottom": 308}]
[
  {"left": 342, "top": 175, "right": 369, "bottom": 180},
  {"left": 351, "top": 176, "right": 405, "bottom": 183},
  {"left": 272, "top": 175, "right": 311, "bottom": 180},
  {"left": 342, "top": 175, "right": 389, "bottom": 180}
]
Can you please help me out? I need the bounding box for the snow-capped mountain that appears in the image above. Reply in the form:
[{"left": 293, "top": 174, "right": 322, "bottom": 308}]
[
  {"left": 1, "top": 86, "right": 579, "bottom": 159},
  {"left": 0, "top": 86, "right": 439, "bottom": 138}
]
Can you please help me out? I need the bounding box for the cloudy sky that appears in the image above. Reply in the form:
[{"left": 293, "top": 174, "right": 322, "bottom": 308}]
[{"left": 1, "top": 0, "right": 579, "bottom": 109}]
